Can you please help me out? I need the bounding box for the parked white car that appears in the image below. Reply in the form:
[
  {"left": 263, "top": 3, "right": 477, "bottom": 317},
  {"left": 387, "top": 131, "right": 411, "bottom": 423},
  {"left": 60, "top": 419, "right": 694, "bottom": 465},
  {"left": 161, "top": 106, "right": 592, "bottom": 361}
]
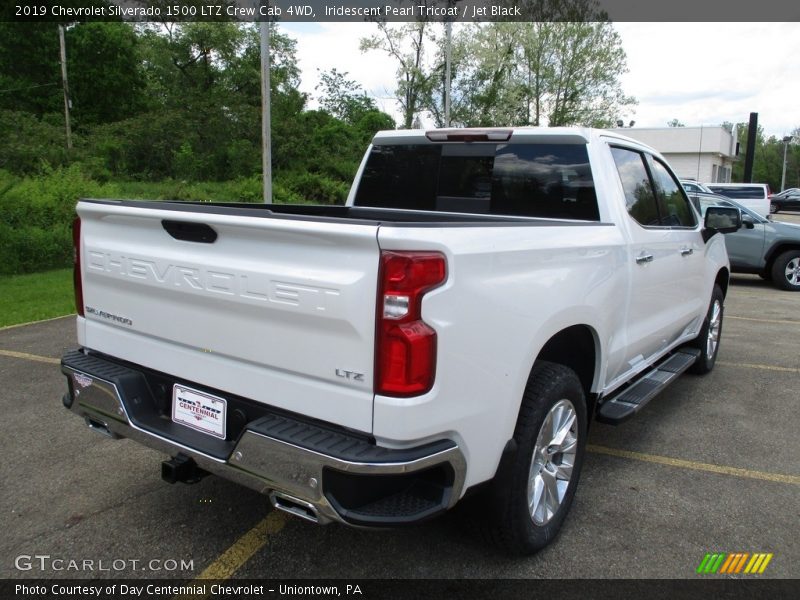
[{"left": 704, "top": 183, "right": 771, "bottom": 217}]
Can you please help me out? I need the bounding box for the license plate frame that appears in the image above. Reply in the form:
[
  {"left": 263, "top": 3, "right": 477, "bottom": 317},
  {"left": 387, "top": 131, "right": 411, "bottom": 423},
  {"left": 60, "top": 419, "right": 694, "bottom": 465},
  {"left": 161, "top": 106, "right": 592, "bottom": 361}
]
[{"left": 171, "top": 384, "right": 227, "bottom": 440}]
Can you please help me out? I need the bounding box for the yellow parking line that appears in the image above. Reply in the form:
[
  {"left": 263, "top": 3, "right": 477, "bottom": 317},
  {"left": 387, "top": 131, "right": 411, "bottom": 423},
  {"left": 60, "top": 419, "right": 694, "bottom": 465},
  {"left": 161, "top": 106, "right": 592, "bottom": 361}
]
[
  {"left": 717, "top": 361, "right": 800, "bottom": 374},
  {"left": 0, "top": 349, "right": 60, "bottom": 365},
  {"left": 0, "top": 314, "right": 73, "bottom": 331},
  {"left": 587, "top": 445, "right": 800, "bottom": 485},
  {"left": 0, "top": 340, "right": 289, "bottom": 591},
  {"left": 173, "top": 511, "right": 287, "bottom": 600},
  {"left": 728, "top": 315, "right": 800, "bottom": 326}
]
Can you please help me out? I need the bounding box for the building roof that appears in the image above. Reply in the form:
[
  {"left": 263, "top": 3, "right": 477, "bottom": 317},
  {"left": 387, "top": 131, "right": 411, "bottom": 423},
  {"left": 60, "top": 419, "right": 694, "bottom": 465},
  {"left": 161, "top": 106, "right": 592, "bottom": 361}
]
[{"left": 607, "top": 126, "right": 738, "bottom": 158}]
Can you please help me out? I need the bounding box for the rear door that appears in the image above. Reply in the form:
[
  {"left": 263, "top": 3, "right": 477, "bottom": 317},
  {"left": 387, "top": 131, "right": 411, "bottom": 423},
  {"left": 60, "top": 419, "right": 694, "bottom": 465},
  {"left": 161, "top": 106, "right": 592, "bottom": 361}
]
[
  {"left": 77, "top": 201, "right": 381, "bottom": 433},
  {"left": 609, "top": 147, "right": 704, "bottom": 372}
]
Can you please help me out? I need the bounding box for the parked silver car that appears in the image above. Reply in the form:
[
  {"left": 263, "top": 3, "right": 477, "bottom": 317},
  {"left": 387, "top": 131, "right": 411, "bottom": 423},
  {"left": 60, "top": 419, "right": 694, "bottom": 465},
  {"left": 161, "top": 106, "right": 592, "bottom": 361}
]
[{"left": 690, "top": 192, "right": 800, "bottom": 291}]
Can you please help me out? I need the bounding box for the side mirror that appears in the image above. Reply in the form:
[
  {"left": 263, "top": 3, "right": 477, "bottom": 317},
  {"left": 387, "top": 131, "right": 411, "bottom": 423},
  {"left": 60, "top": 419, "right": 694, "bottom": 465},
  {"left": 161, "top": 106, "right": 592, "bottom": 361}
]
[
  {"left": 703, "top": 206, "right": 741, "bottom": 242},
  {"left": 741, "top": 214, "right": 756, "bottom": 229}
]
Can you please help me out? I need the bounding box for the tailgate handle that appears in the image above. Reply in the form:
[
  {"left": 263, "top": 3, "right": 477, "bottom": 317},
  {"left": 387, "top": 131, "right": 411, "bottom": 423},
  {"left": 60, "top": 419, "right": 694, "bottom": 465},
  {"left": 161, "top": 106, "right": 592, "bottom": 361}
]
[{"left": 162, "top": 220, "right": 218, "bottom": 243}]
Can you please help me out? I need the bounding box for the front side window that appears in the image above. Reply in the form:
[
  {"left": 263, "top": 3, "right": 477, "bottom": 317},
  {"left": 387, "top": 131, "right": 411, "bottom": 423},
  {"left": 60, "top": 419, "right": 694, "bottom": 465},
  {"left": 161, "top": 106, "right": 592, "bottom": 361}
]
[
  {"left": 650, "top": 159, "right": 697, "bottom": 227},
  {"left": 610, "top": 147, "right": 660, "bottom": 226}
]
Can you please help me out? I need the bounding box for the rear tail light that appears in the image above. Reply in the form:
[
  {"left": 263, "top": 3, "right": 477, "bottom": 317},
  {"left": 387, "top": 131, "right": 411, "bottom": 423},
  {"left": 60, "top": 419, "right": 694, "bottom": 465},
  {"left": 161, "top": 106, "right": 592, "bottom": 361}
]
[
  {"left": 72, "top": 216, "right": 84, "bottom": 317},
  {"left": 376, "top": 251, "right": 447, "bottom": 397}
]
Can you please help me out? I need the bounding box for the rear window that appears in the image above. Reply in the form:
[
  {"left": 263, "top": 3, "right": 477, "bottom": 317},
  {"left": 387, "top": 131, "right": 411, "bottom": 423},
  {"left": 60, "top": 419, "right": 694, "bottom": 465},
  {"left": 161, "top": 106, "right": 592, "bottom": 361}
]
[
  {"left": 706, "top": 185, "right": 766, "bottom": 200},
  {"left": 353, "top": 143, "right": 599, "bottom": 221}
]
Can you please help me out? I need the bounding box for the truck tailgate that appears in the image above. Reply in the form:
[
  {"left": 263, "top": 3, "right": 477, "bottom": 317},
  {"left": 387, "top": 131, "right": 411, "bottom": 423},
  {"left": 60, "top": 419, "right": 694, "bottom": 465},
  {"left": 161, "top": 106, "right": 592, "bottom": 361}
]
[{"left": 77, "top": 201, "right": 379, "bottom": 433}]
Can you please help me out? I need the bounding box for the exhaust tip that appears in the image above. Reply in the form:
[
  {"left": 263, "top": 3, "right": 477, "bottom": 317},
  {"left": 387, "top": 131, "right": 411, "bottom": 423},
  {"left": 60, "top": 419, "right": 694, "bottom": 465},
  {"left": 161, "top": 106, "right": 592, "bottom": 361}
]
[
  {"left": 269, "top": 492, "right": 319, "bottom": 524},
  {"left": 85, "top": 417, "right": 120, "bottom": 439}
]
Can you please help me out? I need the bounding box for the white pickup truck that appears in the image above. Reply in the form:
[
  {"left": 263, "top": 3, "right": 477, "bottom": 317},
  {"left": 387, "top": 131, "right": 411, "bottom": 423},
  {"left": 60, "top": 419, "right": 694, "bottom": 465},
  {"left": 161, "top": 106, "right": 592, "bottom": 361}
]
[{"left": 61, "top": 127, "right": 742, "bottom": 555}]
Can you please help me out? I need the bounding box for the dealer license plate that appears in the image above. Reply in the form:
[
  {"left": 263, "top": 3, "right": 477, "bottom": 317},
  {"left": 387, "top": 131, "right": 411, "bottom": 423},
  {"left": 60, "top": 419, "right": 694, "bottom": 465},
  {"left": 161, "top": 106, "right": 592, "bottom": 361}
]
[{"left": 172, "top": 384, "right": 227, "bottom": 440}]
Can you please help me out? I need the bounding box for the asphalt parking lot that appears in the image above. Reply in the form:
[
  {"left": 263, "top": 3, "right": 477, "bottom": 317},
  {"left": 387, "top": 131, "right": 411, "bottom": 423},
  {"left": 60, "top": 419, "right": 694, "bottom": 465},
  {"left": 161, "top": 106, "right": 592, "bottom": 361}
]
[{"left": 2, "top": 215, "right": 799, "bottom": 582}]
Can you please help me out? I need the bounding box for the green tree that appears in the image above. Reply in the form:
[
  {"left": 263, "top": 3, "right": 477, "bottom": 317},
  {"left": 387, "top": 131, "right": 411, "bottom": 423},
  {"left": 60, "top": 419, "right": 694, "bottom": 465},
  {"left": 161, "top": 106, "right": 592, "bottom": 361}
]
[
  {"left": 360, "top": 21, "right": 438, "bottom": 128},
  {"left": 0, "top": 22, "right": 62, "bottom": 117},
  {"left": 316, "top": 68, "right": 382, "bottom": 125},
  {"left": 429, "top": 1, "right": 635, "bottom": 128},
  {"left": 438, "top": 23, "right": 528, "bottom": 127},
  {"left": 66, "top": 22, "right": 147, "bottom": 126}
]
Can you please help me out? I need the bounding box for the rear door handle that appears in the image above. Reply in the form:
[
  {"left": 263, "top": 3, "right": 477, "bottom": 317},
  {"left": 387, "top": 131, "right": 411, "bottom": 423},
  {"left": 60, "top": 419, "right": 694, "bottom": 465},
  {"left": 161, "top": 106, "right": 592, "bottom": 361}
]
[
  {"left": 681, "top": 248, "right": 694, "bottom": 256},
  {"left": 635, "top": 254, "right": 654, "bottom": 264}
]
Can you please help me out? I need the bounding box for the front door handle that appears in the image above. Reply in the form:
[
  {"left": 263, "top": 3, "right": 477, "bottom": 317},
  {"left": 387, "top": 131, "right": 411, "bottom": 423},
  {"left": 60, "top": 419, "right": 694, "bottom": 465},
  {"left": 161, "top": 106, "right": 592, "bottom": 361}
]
[
  {"left": 635, "top": 254, "right": 654, "bottom": 264},
  {"left": 681, "top": 248, "right": 694, "bottom": 256}
]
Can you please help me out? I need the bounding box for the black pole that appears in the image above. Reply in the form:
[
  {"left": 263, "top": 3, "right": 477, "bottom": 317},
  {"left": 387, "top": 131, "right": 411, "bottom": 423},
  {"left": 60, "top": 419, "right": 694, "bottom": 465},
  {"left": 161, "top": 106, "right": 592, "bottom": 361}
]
[{"left": 743, "top": 112, "right": 758, "bottom": 183}]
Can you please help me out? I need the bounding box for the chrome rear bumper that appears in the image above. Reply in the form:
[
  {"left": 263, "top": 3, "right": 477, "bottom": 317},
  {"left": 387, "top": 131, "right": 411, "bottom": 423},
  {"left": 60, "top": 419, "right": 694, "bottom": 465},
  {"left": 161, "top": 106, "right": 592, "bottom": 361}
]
[{"left": 61, "top": 349, "right": 466, "bottom": 526}]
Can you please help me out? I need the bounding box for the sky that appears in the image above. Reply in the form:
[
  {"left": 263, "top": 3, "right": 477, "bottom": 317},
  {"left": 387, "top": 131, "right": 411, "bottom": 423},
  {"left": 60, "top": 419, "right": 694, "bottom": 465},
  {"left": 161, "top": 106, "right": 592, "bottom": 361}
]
[{"left": 281, "top": 21, "right": 800, "bottom": 139}]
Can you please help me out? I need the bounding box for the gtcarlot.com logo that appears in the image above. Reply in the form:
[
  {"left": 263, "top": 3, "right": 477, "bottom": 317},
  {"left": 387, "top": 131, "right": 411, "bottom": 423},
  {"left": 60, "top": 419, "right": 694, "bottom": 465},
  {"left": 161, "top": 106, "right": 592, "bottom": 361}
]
[
  {"left": 696, "top": 552, "right": 773, "bottom": 575},
  {"left": 14, "top": 554, "right": 194, "bottom": 573}
]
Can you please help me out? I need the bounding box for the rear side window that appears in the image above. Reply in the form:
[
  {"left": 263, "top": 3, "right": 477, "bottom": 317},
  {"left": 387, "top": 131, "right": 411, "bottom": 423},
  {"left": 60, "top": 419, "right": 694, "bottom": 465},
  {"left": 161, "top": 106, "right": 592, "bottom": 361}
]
[
  {"left": 610, "top": 147, "right": 660, "bottom": 226},
  {"left": 353, "top": 143, "right": 599, "bottom": 221}
]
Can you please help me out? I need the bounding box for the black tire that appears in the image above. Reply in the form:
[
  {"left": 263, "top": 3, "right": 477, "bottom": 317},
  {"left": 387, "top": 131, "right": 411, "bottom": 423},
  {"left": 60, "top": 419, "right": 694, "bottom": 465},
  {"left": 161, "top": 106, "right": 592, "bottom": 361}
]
[
  {"left": 688, "top": 284, "right": 724, "bottom": 374},
  {"left": 483, "top": 361, "right": 587, "bottom": 555},
  {"left": 770, "top": 202, "right": 779, "bottom": 214},
  {"left": 770, "top": 250, "right": 800, "bottom": 291}
]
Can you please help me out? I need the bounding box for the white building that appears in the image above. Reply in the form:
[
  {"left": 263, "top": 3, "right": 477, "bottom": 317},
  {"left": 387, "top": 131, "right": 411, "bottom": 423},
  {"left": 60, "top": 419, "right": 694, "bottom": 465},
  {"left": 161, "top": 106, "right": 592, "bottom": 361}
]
[{"left": 609, "top": 126, "right": 738, "bottom": 183}]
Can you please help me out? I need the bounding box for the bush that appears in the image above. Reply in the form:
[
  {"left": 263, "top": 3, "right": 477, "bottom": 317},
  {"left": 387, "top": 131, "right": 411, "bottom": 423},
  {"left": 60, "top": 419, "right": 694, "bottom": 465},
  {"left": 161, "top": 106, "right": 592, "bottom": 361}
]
[
  {"left": 0, "top": 165, "right": 350, "bottom": 275},
  {"left": 278, "top": 171, "right": 350, "bottom": 204},
  {"left": 0, "top": 223, "right": 72, "bottom": 275},
  {"left": 0, "top": 111, "right": 73, "bottom": 174},
  {"left": 0, "top": 165, "right": 119, "bottom": 275}
]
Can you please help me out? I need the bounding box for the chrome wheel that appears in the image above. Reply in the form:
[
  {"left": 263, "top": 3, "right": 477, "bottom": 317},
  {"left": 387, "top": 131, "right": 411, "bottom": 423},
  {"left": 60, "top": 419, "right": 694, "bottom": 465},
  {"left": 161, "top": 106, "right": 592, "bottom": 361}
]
[
  {"left": 706, "top": 299, "right": 722, "bottom": 358},
  {"left": 528, "top": 399, "right": 578, "bottom": 526},
  {"left": 784, "top": 257, "right": 800, "bottom": 288}
]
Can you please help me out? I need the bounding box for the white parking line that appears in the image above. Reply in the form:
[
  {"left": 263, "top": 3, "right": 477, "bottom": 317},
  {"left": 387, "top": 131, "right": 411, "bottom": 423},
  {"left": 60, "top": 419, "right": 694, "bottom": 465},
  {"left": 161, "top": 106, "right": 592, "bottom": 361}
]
[
  {"left": 717, "top": 361, "right": 800, "bottom": 374},
  {"left": 728, "top": 315, "right": 800, "bottom": 326},
  {"left": 0, "top": 349, "right": 60, "bottom": 365},
  {"left": 0, "top": 314, "right": 73, "bottom": 332}
]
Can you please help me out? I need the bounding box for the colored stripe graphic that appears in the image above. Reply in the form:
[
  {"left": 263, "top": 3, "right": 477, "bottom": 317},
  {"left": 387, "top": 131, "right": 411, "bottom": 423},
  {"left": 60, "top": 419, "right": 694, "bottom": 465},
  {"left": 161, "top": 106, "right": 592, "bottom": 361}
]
[
  {"left": 698, "top": 552, "right": 773, "bottom": 574},
  {"left": 720, "top": 553, "right": 737, "bottom": 573},
  {"left": 696, "top": 553, "right": 712, "bottom": 574}
]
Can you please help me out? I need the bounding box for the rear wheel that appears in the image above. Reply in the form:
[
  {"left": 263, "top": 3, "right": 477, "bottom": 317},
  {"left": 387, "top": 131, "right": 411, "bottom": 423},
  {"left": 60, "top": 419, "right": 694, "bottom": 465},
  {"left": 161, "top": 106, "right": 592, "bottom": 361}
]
[
  {"left": 484, "top": 362, "right": 587, "bottom": 555},
  {"left": 688, "top": 284, "right": 724, "bottom": 374},
  {"left": 770, "top": 250, "right": 800, "bottom": 291},
  {"left": 770, "top": 202, "right": 779, "bottom": 214}
]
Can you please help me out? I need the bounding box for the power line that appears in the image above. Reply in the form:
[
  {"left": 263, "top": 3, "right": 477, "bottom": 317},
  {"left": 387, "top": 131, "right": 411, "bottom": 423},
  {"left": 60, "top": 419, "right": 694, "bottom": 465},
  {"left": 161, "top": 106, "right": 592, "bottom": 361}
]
[{"left": 0, "top": 82, "right": 59, "bottom": 95}]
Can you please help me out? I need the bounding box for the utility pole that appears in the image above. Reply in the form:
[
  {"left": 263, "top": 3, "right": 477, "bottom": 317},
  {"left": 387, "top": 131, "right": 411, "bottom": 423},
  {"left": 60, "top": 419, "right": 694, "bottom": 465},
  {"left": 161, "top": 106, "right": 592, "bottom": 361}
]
[
  {"left": 743, "top": 112, "right": 758, "bottom": 183},
  {"left": 444, "top": 1, "right": 462, "bottom": 127},
  {"left": 781, "top": 136, "right": 793, "bottom": 192},
  {"left": 444, "top": 19, "right": 451, "bottom": 127},
  {"left": 259, "top": 5, "right": 272, "bottom": 203},
  {"left": 58, "top": 24, "right": 73, "bottom": 150}
]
